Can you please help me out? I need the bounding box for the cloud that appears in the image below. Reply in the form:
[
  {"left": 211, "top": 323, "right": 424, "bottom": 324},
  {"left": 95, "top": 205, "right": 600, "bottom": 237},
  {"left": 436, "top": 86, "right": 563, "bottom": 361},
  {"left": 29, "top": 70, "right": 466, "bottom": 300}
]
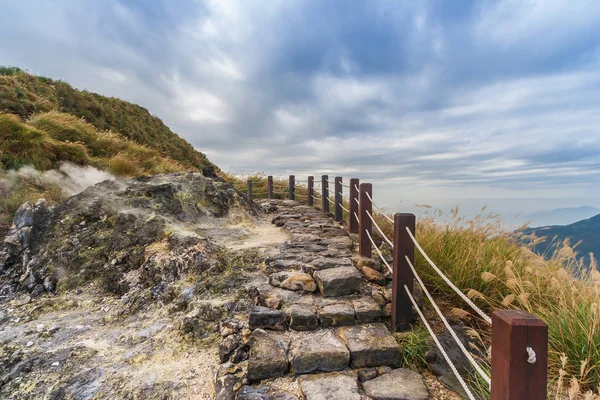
[{"left": 0, "top": 0, "right": 599, "bottom": 214}]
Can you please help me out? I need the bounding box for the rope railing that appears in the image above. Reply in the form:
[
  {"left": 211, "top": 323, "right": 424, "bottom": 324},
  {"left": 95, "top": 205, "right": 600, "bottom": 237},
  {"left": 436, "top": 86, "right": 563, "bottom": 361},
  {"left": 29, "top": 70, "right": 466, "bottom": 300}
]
[
  {"left": 406, "top": 255, "right": 491, "bottom": 386},
  {"left": 405, "top": 227, "right": 492, "bottom": 325},
  {"left": 365, "top": 210, "right": 394, "bottom": 248},
  {"left": 365, "top": 230, "right": 393, "bottom": 274},
  {"left": 405, "top": 285, "right": 478, "bottom": 400},
  {"left": 365, "top": 192, "right": 394, "bottom": 224},
  {"left": 340, "top": 204, "right": 350, "bottom": 213}
]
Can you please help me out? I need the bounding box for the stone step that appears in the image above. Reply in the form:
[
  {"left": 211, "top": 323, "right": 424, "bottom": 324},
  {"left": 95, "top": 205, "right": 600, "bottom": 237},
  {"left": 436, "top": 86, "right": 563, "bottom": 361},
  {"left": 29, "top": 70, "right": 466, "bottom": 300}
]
[{"left": 313, "top": 266, "right": 362, "bottom": 297}]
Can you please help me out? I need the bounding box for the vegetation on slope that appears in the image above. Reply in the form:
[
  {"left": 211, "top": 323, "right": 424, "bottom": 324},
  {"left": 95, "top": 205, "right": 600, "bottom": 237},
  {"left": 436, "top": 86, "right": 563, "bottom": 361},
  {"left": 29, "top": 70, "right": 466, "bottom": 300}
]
[{"left": 0, "top": 67, "right": 212, "bottom": 170}]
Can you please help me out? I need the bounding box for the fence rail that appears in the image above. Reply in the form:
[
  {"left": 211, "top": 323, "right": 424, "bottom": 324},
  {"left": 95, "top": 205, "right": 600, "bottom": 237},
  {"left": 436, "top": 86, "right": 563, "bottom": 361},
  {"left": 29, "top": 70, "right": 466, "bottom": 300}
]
[{"left": 243, "top": 175, "right": 548, "bottom": 399}]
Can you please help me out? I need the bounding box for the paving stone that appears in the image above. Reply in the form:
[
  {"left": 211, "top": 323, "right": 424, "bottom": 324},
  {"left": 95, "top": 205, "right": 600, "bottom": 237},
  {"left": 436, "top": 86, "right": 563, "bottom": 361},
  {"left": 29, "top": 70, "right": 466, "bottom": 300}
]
[
  {"left": 237, "top": 385, "right": 298, "bottom": 400},
  {"left": 320, "top": 236, "right": 354, "bottom": 250},
  {"left": 318, "top": 302, "right": 355, "bottom": 327},
  {"left": 267, "top": 259, "right": 307, "bottom": 271},
  {"left": 337, "top": 324, "right": 402, "bottom": 368},
  {"left": 361, "top": 368, "right": 429, "bottom": 400},
  {"left": 290, "top": 330, "right": 350, "bottom": 374},
  {"left": 247, "top": 329, "right": 290, "bottom": 381},
  {"left": 308, "top": 257, "right": 354, "bottom": 271},
  {"left": 298, "top": 373, "right": 362, "bottom": 400},
  {"left": 352, "top": 298, "right": 383, "bottom": 323},
  {"left": 269, "top": 271, "right": 317, "bottom": 292},
  {"left": 288, "top": 305, "right": 318, "bottom": 331},
  {"left": 249, "top": 306, "right": 287, "bottom": 330},
  {"left": 313, "top": 266, "right": 362, "bottom": 297}
]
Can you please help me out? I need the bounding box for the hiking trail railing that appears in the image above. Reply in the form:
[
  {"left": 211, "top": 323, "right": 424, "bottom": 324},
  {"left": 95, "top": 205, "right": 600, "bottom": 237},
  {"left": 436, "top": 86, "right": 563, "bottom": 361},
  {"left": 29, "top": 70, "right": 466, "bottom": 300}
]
[{"left": 246, "top": 175, "right": 549, "bottom": 400}]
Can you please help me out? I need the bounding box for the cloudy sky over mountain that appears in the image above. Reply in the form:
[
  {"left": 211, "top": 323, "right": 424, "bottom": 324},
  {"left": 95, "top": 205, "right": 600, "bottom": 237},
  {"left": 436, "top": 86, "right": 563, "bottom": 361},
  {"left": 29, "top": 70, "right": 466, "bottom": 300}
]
[{"left": 2, "top": 0, "right": 599, "bottom": 216}]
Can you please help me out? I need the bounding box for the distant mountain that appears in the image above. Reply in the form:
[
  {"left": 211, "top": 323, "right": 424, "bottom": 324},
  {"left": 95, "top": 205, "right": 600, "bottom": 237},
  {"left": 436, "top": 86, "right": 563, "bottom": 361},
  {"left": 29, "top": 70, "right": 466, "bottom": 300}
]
[
  {"left": 520, "top": 214, "right": 600, "bottom": 267},
  {"left": 521, "top": 206, "right": 600, "bottom": 228}
]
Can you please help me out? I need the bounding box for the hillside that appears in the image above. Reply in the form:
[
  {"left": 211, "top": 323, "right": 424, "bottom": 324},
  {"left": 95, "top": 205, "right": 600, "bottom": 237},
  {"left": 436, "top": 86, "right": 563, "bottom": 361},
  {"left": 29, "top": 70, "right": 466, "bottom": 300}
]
[
  {"left": 520, "top": 206, "right": 600, "bottom": 227},
  {"left": 521, "top": 213, "right": 600, "bottom": 265},
  {"left": 0, "top": 67, "right": 212, "bottom": 170}
]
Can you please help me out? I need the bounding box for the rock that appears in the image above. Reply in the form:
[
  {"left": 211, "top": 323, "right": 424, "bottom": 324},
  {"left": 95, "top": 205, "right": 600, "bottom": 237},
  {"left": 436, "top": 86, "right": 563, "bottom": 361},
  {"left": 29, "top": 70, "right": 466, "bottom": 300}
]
[
  {"left": 376, "top": 366, "right": 392, "bottom": 375},
  {"left": 352, "top": 298, "right": 382, "bottom": 323},
  {"left": 313, "top": 267, "right": 362, "bottom": 297},
  {"left": 361, "top": 368, "right": 429, "bottom": 400},
  {"left": 290, "top": 330, "right": 350, "bottom": 374},
  {"left": 269, "top": 271, "right": 317, "bottom": 292},
  {"left": 361, "top": 266, "right": 387, "bottom": 286},
  {"left": 13, "top": 202, "right": 34, "bottom": 230},
  {"left": 371, "top": 289, "right": 386, "bottom": 306},
  {"left": 231, "top": 345, "right": 249, "bottom": 363},
  {"left": 298, "top": 373, "right": 362, "bottom": 400},
  {"left": 383, "top": 289, "right": 392, "bottom": 303},
  {"left": 337, "top": 324, "right": 401, "bottom": 368},
  {"left": 267, "top": 259, "right": 307, "bottom": 271},
  {"left": 247, "top": 329, "right": 289, "bottom": 381},
  {"left": 288, "top": 306, "right": 318, "bottom": 331},
  {"left": 10, "top": 294, "right": 31, "bottom": 307},
  {"left": 318, "top": 303, "right": 355, "bottom": 327},
  {"left": 308, "top": 257, "right": 354, "bottom": 271},
  {"left": 382, "top": 304, "right": 391, "bottom": 317},
  {"left": 220, "top": 334, "right": 242, "bottom": 363},
  {"left": 357, "top": 368, "right": 378, "bottom": 382},
  {"left": 321, "top": 236, "right": 353, "bottom": 250},
  {"left": 214, "top": 373, "right": 237, "bottom": 400},
  {"left": 237, "top": 385, "right": 298, "bottom": 400},
  {"left": 202, "top": 165, "right": 218, "bottom": 178},
  {"left": 43, "top": 276, "right": 56, "bottom": 292},
  {"left": 249, "top": 306, "right": 287, "bottom": 331},
  {"left": 354, "top": 257, "right": 380, "bottom": 271}
]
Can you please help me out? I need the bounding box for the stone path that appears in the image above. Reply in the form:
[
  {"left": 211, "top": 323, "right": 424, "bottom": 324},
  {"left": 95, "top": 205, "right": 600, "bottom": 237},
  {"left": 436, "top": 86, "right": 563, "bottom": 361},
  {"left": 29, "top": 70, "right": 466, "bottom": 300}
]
[{"left": 214, "top": 199, "right": 430, "bottom": 400}]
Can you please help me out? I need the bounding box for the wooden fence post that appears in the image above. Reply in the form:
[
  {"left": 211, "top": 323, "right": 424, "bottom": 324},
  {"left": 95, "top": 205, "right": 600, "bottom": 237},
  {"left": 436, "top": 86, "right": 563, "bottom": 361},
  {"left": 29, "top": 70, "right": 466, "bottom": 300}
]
[
  {"left": 322, "top": 175, "right": 329, "bottom": 213},
  {"left": 308, "top": 176, "right": 314, "bottom": 206},
  {"left": 247, "top": 179, "right": 252, "bottom": 201},
  {"left": 289, "top": 175, "right": 295, "bottom": 200},
  {"left": 334, "top": 176, "right": 342, "bottom": 222},
  {"left": 267, "top": 176, "right": 273, "bottom": 199},
  {"left": 358, "top": 183, "right": 372, "bottom": 258},
  {"left": 491, "top": 310, "right": 548, "bottom": 400},
  {"left": 392, "top": 213, "right": 416, "bottom": 332},
  {"left": 349, "top": 178, "right": 359, "bottom": 233}
]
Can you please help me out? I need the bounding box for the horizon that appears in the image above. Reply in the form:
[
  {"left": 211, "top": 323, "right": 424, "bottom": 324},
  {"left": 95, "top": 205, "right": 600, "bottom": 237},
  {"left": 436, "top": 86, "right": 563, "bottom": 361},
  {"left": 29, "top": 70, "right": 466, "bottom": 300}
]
[{"left": 1, "top": 1, "right": 599, "bottom": 216}]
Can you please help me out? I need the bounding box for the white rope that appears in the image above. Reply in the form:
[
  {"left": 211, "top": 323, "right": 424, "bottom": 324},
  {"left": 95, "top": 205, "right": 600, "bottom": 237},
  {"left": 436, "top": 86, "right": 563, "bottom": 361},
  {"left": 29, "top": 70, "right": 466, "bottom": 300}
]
[
  {"left": 327, "top": 197, "right": 336, "bottom": 205},
  {"left": 311, "top": 195, "right": 318, "bottom": 200},
  {"left": 365, "top": 230, "right": 393, "bottom": 274},
  {"left": 527, "top": 347, "right": 536, "bottom": 364},
  {"left": 365, "top": 210, "right": 394, "bottom": 248},
  {"left": 406, "top": 256, "right": 491, "bottom": 386},
  {"left": 405, "top": 285, "right": 477, "bottom": 400},
  {"left": 340, "top": 204, "right": 350, "bottom": 213},
  {"left": 354, "top": 184, "right": 359, "bottom": 192},
  {"left": 341, "top": 182, "right": 350, "bottom": 188},
  {"left": 338, "top": 192, "right": 344, "bottom": 196},
  {"left": 353, "top": 212, "right": 360, "bottom": 224},
  {"left": 405, "top": 227, "right": 492, "bottom": 325},
  {"left": 365, "top": 192, "right": 394, "bottom": 223},
  {"left": 354, "top": 197, "right": 360, "bottom": 206}
]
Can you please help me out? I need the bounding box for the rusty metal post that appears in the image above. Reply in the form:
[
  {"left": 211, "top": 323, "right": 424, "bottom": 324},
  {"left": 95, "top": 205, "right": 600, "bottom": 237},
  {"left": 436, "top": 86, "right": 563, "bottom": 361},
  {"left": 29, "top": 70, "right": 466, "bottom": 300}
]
[
  {"left": 267, "top": 176, "right": 273, "bottom": 199},
  {"left": 358, "top": 183, "right": 372, "bottom": 258},
  {"left": 308, "top": 176, "right": 314, "bottom": 206},
  {"left": 491, "top": 310, "right": 548, "bottom": 400},
  {"left": 392, "top": 213, "right": 415, "bottom": 332},
  {"left": 289, "top": 175, "right": 295, "bottom": 200},
  {"left": 322, "top": 175, "right": 329, "bottom": 213},
  {"left": 247, "top": 179, "right": 252, "bottom": 201},
  {"left": 334, "top": 177, "right": 342, "bottom": 222},
  {"left": 349, "top": 178, "right": 359, "bottom": 233}
]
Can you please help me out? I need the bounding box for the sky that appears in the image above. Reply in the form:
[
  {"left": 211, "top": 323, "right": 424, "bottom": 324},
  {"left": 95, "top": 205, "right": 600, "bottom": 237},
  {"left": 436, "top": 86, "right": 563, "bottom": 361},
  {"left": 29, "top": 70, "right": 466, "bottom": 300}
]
[{"left": 1, "top": 0, "right": 599, "bottom": 219}]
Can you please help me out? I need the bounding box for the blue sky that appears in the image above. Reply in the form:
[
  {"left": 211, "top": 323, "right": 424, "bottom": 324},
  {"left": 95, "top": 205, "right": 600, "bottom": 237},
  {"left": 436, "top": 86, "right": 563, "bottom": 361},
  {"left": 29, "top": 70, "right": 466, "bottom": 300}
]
[{"left": 1, "top": 0, "right": 599, "bottom": 217}]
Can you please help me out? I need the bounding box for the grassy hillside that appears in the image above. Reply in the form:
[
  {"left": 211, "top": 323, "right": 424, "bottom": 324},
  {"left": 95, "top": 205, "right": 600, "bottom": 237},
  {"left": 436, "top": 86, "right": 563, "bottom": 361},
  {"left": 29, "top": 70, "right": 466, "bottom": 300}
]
[{"left": 0, "top": 66, "right": 212, "bottom": 170}]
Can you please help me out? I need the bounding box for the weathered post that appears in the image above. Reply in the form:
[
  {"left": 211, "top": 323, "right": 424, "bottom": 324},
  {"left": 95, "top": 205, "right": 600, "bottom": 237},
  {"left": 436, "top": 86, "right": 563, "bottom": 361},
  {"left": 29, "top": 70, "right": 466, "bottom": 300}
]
[
  {"left": 358, "top": 183, "right": 372, "bottom": 258},
  {"left": 334, "top": 177, "right": 342, "bottom": 222},
  {"left": 247, "top": 179, "right": 252, "bottom": 201},
  {"left": 349, "top": 178, "right": 360, "bottom": 233},
  {"left": 392, "top": 213, "right": 416, "bottom": 332},
  {"left": 267, "top": 176, "right": 273, "bottom": 199},
  {"left": 491, "top": 310, "right": 548, "bottom": 400},
  {"left": 322, "top": 175, "right": 329, "bottom": 214},
  {"left": 289, "top": 175, "right": 295, "bottom": 200},
  {"left": 308, "top": 176, "right": 314, "bottom": 206}
]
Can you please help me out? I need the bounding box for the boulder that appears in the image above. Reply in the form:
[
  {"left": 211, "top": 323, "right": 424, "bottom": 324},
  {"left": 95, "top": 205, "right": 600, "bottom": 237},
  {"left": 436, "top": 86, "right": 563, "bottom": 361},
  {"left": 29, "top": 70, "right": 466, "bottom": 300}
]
[
  {"left": 361, "top": 266, "right": 387, "bottom": 286},
  {"left": 361, "top": 368, "right": 429, "bottom": 400},
  {"left": 269, "top": 271, "right": 317, "bottom": 292}
]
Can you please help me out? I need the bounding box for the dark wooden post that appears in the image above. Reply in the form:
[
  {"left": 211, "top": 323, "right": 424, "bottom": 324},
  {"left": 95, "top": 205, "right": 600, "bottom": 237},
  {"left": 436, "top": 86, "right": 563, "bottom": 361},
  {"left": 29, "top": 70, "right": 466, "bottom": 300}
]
[
  {"left": 322, "top": 175, "right": 329, "bottom": 213},
  {"left": 247, "top": 179, "right": 253, "bottom": 200},
  {"left": 491, "top": 310, "right": 548, "bottom": 400},
  {"left": 392, "top": 213, "right": 416, "bottom": 332},
  {"left": 334, "top": 177, "right": 342, "bottom": 222},
  {"left": 267, "top": 176, "right": 273, "bottom": 199},
  {"left": 308, "top": 176, "right": 314, "bottom": 206},
  {"left": 358, "top": 183, "right": 372, "bottom": 258},
  {"left": 349, "top": 178, "right": 359, "bottom": 233},
  {"left": 289, "top": 175, "right": 295, "bottom": 200}
]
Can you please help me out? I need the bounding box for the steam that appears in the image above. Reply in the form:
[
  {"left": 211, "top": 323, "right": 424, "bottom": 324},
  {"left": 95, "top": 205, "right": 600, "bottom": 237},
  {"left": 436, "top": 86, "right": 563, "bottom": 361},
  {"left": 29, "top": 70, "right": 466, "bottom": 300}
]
[{"left": 1, "top": 163, "right": 116, "bottom": 197}]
